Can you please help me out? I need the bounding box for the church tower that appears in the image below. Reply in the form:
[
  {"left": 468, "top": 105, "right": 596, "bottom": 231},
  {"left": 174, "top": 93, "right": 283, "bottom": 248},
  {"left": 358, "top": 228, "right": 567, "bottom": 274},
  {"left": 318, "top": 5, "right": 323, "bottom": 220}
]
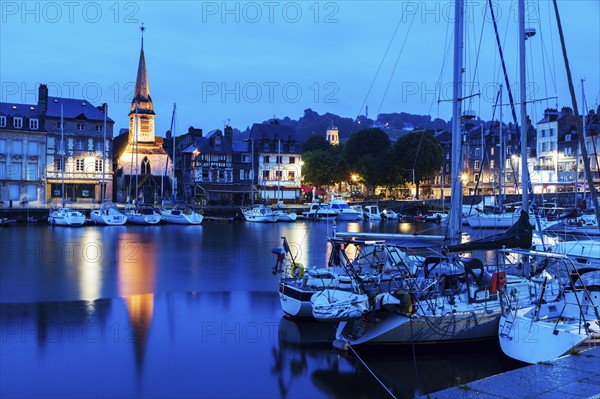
[
  {"left": 326, "top": 123, "right": 339, "bottom": 146},
  {"left": 129, "top": 24, "right": 156, "bottom": 144}
]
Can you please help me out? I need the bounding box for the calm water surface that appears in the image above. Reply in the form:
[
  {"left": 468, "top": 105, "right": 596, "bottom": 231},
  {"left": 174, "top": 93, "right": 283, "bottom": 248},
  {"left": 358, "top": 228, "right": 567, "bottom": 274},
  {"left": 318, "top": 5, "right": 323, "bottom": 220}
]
[{"left": 0, "top": 220, "right": 522, "bottom": 398}]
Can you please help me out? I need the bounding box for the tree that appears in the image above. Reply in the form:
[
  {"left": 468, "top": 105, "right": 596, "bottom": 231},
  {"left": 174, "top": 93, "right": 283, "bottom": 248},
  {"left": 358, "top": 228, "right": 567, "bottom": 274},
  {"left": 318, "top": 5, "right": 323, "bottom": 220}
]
[
  {"left": 394, "top": 131, "right": 444, "bottom": 199},
  {"left": 302, "top": 143, "right": 349, "bottom": 189},
  {"left": 302, "top": 135, "right": 331, "bottom": 153},
  {"left": 343, "top": 128, "right": 394, "bottom": 194}
]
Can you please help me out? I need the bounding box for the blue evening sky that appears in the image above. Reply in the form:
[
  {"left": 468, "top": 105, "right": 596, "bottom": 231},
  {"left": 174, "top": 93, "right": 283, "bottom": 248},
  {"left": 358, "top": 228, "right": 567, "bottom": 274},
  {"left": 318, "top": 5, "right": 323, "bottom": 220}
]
[{"left": 1, "top": 1, "right": 598, "bottom": 136}]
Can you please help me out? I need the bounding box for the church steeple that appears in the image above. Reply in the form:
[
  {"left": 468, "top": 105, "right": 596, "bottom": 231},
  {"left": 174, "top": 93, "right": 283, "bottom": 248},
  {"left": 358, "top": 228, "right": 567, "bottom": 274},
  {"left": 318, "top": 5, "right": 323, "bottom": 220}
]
[{"left": 129, "top": 23, "right": 156, "bottom": 143}]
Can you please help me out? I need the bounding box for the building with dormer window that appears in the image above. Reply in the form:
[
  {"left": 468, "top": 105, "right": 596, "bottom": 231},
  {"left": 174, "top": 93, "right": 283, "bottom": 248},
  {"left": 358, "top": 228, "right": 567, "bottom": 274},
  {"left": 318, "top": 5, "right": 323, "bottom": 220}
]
[
  {"left": 249, "top": 121, "right": 302, "bottom": 203},
  {"left": 0, "top": 100, "right": 46, "bottom": 204}
]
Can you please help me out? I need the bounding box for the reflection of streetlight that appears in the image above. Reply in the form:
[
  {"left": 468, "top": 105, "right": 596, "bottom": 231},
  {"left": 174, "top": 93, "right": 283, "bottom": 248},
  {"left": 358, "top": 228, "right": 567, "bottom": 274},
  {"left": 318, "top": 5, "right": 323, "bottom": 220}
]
[
  {"left": 351, "top": 174, "right": 358, "bottom": 182},
  {"left": 461, "top": 173, "right": 468, "bottom": 184}
]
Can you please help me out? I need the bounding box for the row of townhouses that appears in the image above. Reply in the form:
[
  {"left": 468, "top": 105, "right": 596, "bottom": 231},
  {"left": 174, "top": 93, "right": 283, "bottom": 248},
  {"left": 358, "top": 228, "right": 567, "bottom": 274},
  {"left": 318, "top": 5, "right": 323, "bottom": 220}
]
[
  {"left": 424, "top": 106, "right": 600, "bottom": 199},
  {"left": 0, "top": 37, "right": 303, "bottom": 206}
]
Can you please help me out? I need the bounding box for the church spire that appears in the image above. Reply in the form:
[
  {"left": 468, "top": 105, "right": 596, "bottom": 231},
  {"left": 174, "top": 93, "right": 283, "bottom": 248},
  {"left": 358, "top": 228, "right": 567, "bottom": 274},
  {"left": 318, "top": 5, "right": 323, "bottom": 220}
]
[{"left": 130, "top": 23, "right": 154, "bottom": 115}]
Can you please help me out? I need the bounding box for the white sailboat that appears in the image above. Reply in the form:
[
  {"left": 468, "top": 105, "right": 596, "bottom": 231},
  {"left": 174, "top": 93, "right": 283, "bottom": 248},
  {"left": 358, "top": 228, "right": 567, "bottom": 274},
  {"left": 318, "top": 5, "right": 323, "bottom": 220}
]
[
  {"left": 329, "top": 194, "right": 362, "bottom": 221},
  {"left": 499, "top": 252, "right": 600, "bottom": 364},
  {"left": 160, "top": 104, "right": 203, "bottom": 225},
  {"left": 90, "top": 104, "right": 127, "bottom": 225},
  {"left": 48, "top": 103, "right": 86, "bottom": 227},
  {"left": 241, "top": 204, "right": 279, "bottom": 222}
]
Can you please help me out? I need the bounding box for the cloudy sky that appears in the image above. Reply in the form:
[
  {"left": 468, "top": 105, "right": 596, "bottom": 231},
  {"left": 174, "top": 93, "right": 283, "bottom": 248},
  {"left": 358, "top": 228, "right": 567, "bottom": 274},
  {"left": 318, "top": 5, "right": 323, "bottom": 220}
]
[{"left": 1, "top": 1, "right": 599, "bottom": 136}]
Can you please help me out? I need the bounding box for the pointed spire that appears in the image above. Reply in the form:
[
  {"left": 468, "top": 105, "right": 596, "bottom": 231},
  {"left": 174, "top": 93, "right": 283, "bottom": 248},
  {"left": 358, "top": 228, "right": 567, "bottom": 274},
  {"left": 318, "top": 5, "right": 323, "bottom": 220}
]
[{"left": 130, "top": 23, "right": 154, "bottom": 115}]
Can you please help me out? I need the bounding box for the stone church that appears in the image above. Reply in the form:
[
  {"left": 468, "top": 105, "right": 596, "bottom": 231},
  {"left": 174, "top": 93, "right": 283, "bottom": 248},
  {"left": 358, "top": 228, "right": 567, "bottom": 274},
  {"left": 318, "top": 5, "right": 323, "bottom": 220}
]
[{"left": 114, "top": 31, "right": 172, "bottom": 204}]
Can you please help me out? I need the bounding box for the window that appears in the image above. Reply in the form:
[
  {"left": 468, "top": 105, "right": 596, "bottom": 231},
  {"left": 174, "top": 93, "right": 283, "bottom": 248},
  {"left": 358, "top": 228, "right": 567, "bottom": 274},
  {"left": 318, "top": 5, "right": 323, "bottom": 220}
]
[
  {"left": 445, "top": 152, "right": 449, "bottom": 160},
  {"left": 218, "top": 170, "right": 225, "bottom": 180},
  {"left": 29, "top": 119, "right": 38, "bottom": 130},
  {"left": 490, "top": 160, "right": 495, "bottom": 169},
  {"left": 242, "top": 153, "right": 251, "bottom": 163},
  {"left": 542, "top": 129, "right": 546, "bottom": 138},
  {"left": 95, "top": 141, "right": 104, "bottom": 152},
  {"left": 263, "top": 156, "right": 270, "bottom": 164},
  {"left": 490, "top": 147, "right": 495, "bottom": 156},
  {"left": 475, "top": 148, "right": 480, "bottom": 157},
  {"left": 275, "top": 171, "right": 282, "bottom": 180},
  {"left": 445, "top": 164, "right": 449, "bottom": 172},
  {"left": 77, "top": 123, "right": 85, "bottom": 131},
  {"left": 289, "top": 156, "right": 296, "bottom": 164},
  {"left": 240, "top": 169, "right": 245, "bottom": 180},
  {"left": 75, "top": 139, "right": 84, "bottom": 150},
  {"left": 55, "top": 157, "right": 63, "bottom": 171},
  {"left": 11, "top": 140, "right": 23, "bottom": 154},
  {"left": 276, "top": 156, "right": 283, "bottom": 164},
  {"left": 141, "top": 157, "right": 150, "bottom": 174},
  {"left": 288, "top": 171, "right": 295, "bottom": 180},
  {"left": 262, "top": 170, "right": 270, "bottom": 180},
  {"left": 76, "top": 159, "right": 84, "bottom": 172},
  {"left": 474, "top": 160, "right": 480, "bottom": 170},
  {"left": 549, "top": 128, "right": 554, "bottom": 136},
  {"left": 95, "top": 159, "right": 103, "bottom": 172},
  {"left": 13, "top": 117, "right": 23, "bottom": 129},
  {"left": 56, "top": 121, "right": 64, "bottom": 129},
  {"left": 10, "top": 163, "right": 22, "bottom": 180},
  {"left": 27, "top": 141, "right": 38, "bottom": 156},
  {"left": 201, "top": 168, "right": 209, "bottom": 181},
  {"left": 27, "top": 163, "right": 38, "bottom": 180},
  {"left": 566, "top": 134, "right": 571, "bottom": 141},
  {"left": 474, "top": 174, "right": 480, "bottom": 182},
  {"left": 96, "top": 125, "right": 103, "bottom": 133},
  {"left": 0, "top": 116, "right": 6, "bottom": 127}
]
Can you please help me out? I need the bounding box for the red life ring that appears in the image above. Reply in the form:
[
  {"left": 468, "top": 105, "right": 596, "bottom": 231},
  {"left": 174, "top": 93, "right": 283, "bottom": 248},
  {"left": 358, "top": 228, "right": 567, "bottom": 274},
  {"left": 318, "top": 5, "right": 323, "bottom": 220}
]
[{"left": 489, "top": 271, "right": 507, "bottom": 293}]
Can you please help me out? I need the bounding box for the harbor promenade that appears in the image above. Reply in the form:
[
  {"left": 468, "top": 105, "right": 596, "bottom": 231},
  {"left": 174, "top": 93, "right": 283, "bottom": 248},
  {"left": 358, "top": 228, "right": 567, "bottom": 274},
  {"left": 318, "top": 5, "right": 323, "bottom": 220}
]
[{"left": 421, "top": 347, "right": 600, "bottom": 399}]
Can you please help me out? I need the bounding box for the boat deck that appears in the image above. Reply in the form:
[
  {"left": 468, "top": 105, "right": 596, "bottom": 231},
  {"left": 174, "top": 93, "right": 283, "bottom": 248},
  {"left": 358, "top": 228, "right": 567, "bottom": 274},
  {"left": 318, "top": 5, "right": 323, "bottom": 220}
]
[{"left": 420, "top": 346, "right": 600, "bottom": 398}]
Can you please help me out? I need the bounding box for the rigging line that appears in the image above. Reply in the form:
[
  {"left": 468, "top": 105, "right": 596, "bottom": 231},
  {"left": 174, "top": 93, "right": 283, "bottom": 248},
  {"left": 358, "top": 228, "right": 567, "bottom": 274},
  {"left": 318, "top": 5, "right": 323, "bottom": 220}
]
[
  {"left": 337, "top": 334, "right": 397, "bottom": 399},
  {"left": 357, "top": 12, "right": 404, "bottom": 120},
  {"left": 466, "top": 3, "right": 487, "bottom": 110},
  {"left": 429, "top": 16, "right": 454, "bottom": 116},
  {"left": 376, "top": 8, "right": 418, "bottom": 117},
  {"left": 545, "top": 0, "right": 559, "bottom": 108}
]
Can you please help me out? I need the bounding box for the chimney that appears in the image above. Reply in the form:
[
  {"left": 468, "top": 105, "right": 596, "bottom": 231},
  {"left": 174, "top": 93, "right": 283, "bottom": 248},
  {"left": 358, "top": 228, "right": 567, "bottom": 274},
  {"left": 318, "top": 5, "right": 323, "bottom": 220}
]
[
  {"left": 224, "top": 125, "right": 233, "bottom": 140},
  {"left": 38, "top": 84, "right": 48, "bottom": 116}
]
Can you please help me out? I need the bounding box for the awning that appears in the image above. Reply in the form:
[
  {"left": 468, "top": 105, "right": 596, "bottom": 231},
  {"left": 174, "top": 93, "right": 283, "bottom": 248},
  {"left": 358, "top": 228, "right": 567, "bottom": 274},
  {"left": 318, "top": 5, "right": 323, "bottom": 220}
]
[{"left": 301, "top": 185, "right": 326, "bottom": 195}]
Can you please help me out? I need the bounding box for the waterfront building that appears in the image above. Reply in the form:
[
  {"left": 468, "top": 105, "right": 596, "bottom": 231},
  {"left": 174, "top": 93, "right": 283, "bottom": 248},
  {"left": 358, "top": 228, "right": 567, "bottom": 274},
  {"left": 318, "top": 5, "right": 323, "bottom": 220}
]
[
  {"left": 113, "top": 33, "right": 171, "bottom": 204},
  {"left": 183, "top": 126, "right": 253, "bottom": 205},
  {"left": 249, "top": 121, "right": 302, "bottom": 204},
  {"left": 0, "top": 97, "right": 47, "bottom": 205}
]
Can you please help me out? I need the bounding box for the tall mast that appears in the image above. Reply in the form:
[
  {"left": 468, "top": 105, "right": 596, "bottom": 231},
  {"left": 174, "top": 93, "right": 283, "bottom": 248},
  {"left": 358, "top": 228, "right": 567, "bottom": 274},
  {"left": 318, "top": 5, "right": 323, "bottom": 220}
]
[
  {"left": 448, "top": 0, "right": 464, "bottom": 240},
  {"left": 172, "top": 103, "right": 176, "bottom": 199},
  {"left": 581, "top": 79, "right": 587, "bottom": 202},
  {"left": 518, "top": 0, "right": 529, "bottom": 211},
  {"left": 101, "top": 104, "right": 107, "bottom": 203},
  {"left": 135, "top": 102, "right": 139, "bottom": 202},
  {"left": 277, "top": 139, "right": 281, "bottom": 203},
  {"left": 499, "top": 84, "right": 504, "bottom": 208},
  {"left": 251, "top": 138, "right": 254, "bottom": 205},
  {"left": 61, "top": 103, "right": 65, "bottom": 208}
]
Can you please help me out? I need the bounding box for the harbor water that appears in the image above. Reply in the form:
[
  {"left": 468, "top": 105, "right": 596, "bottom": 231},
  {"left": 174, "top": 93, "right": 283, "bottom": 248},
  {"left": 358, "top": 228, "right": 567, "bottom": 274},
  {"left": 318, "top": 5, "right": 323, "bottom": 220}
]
[{"left": 1, "top": 220, "right": 526, "bottom": 398}]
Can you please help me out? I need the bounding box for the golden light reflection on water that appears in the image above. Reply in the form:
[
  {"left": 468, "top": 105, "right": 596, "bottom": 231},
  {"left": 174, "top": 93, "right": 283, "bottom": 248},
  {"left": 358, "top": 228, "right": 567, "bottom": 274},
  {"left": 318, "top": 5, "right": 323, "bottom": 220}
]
[
  {"left": 77, "top": 228, "right": 103, "bottom": 301},
  {"left": 117, "top": 232, "right": 156, "bottom": 297}
]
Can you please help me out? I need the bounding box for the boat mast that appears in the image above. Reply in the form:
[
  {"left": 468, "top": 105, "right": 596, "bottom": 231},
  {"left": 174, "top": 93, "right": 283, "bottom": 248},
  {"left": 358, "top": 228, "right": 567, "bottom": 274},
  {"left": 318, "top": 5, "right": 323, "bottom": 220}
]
[
  {"left": 581, "top": 79, "right": 587, "bottom": 203},
  {"left": 135, "top": 102, "right": 139, "bottom": 203},
  {"left": 518, "top": 0, "right": 529, "bottom": 212},
  {"left": 277, "top": 139, "right": 281, "bottom": 204},
  {"left": 552, "top": 0, "right": 600, "bottom": 225},
  {"left": 172, "top": 103, "right": 176, "bottom": 200},
  {"left": 251, "top": 137, "right": 254, "bottom": 205},
  {"left": 499, "top": 84, "right": 504, "bottom": 208},
  {"left": 449, "top": 0, "right": 464, "bottom": 240},
  {"left": 61, "top": 103, "right": 65, "bottom": 208},
  {"left": 101, "top": 103, "right": 107, "bottom": 203}
]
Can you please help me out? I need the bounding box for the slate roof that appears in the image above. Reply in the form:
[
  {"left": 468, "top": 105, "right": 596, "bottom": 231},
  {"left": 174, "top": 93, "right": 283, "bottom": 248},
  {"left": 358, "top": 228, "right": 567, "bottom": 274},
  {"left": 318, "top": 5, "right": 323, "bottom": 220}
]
[
  {"left": 248, "top": 122, "right": 298, "bottom": 141},
  {"left": 46, "top": 97, "right": 114, "bottom": 123},
  {"left": 0, "top": 103, "right": 39, "bottom": 118}
]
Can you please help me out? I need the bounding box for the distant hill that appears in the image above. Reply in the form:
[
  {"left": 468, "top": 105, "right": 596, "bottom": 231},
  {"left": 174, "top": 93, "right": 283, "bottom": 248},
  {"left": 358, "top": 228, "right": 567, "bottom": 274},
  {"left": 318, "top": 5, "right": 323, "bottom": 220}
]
[{"left": 238, "top": 108, "right": 452, "bottom": 143}]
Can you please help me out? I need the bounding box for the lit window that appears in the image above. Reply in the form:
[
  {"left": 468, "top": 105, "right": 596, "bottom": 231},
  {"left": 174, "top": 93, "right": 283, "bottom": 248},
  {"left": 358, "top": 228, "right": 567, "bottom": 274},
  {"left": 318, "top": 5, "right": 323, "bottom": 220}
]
[
  {"left": 289, "top": 156, "right": 295, "bottom": 164},
  {"left": 76, "top": 159, "right": 84, "bottom": 172}
]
